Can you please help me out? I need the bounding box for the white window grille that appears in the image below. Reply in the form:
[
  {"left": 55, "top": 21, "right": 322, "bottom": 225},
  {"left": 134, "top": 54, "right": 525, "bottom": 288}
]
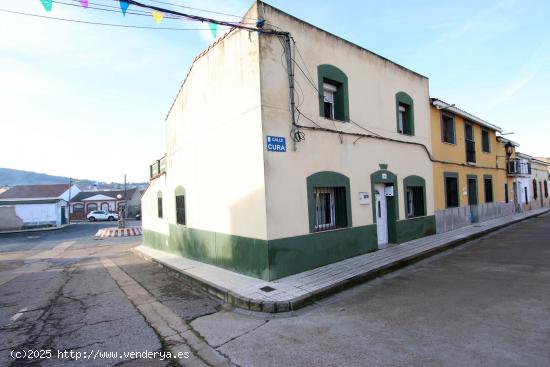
[
  {"left": 398, "top": 105, "right": 406, "bottom": 133},
  {"left": 314, "top": 187, "right": 335, "bottom": 231}
]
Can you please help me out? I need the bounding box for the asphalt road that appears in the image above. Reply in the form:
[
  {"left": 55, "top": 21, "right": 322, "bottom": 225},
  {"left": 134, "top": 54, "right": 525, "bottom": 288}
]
[
  {"left": 1, "top": 214, "right": 550, "bottom": 367},
  {"left": 194, "top": 213, "right": 550, "bottom": 367},
  {"left": 0, "top": 223, "right": 222, "bottom": 367}
]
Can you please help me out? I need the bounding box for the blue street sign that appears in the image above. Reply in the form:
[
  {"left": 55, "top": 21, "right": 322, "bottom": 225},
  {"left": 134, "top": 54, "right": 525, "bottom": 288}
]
[{"left": 266, "top": 136, "right": 286, "bottom": 152}]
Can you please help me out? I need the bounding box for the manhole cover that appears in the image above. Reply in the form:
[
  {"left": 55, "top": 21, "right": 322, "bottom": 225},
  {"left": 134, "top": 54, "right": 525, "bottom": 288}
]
[{"left": 260, "top": 286, "right": 276, "bottom": 293}]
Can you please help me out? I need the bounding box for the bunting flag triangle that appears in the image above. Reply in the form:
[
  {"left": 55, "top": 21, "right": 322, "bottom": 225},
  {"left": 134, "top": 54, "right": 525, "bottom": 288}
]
[
  {"left": 209, "top": 23, "right": 218, "bottom": 38},
  {"left": 40, "top": 0, "right": 52, "bottom": 12},
  {"left": 80, "top": 0, "right": 88, "bottom": 8},
  {"left": 119, "top": 1, "right": 129, "bottom": 16},
  {"left": 152, "top": 11, "right": 164, "bottom": 24}
]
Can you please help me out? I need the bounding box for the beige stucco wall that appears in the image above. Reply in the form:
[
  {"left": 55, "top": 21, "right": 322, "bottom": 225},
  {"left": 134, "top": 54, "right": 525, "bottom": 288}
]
[
  {"left": 0, "top": 206, "right": 24, "bottom": 231},
  {"left": 257, "top": 3, "right": 434, "bottom": 240},
  {"left": 530, "top": 160, "right": 550, "bottom": 207},
  {"left": 142, "top": 4, "right": 269, "bottom": 239}
]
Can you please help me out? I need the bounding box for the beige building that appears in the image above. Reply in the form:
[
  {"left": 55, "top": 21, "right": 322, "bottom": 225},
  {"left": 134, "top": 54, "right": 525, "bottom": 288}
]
[
  {"left": 142, "top": 1, "right": 436, "bottom": 280},
  {"left": 528, "top": 157, "right": 550, "bottom": 209}
]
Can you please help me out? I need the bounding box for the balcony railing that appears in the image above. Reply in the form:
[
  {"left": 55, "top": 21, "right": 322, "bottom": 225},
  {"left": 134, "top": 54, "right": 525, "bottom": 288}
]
[
  {"left": 507, "top": 158, "right": 531, "bottom": 176},
  {"left": 150, "top": 154, "right": 166, "bottom": 180}
]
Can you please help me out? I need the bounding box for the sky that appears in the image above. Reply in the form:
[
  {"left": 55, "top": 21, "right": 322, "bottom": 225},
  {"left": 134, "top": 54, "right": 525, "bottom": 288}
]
[{"left": 1, "top": 0, "right": 549, "bottom": 183}]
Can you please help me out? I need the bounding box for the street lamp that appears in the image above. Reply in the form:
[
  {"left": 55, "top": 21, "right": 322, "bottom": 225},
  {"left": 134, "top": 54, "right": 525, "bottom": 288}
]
[{"left": 116, "top": 194, "right": 125, "bottom": 229}]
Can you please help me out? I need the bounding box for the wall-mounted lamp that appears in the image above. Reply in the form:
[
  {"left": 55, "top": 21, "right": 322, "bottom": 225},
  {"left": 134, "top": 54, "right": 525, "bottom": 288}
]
[{"left": 505, "top": 141, "right": 514, "bottom": 158}]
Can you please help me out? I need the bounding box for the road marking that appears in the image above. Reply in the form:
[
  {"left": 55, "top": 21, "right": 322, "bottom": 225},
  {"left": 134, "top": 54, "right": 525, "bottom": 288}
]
[
  {"left": 10, "top": 308, "right": 27, "bottom": 322},
  {"left": 100, "top": 257, "right": 232, "bottom": 367}
]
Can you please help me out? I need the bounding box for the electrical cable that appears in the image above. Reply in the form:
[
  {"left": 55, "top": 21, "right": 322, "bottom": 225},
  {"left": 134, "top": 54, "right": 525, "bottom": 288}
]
[
  {"left": 0, "top": 8, "right": 229, "bottom": 30},
  {"left": 53, "top": 0, "right": 183, "bottom": 19},
  {"left": 60, "top": 0, "right": 258, "bottom": 25},
  {"left": 290, "top": 39, "right": 383, "bottom": 137},
  {"left": 144, "top": 0, "right": 259, "bottom": 21},
  {"left": 111, "top": 0, "right": 288, "bottom": 35},
  {"left": 288, "top": 38, "right": 507, "bottom": 170}
]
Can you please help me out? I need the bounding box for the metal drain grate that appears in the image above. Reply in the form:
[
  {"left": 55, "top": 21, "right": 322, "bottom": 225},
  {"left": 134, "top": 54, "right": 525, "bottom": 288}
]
[{"left": 260, "top": 286, "right": 276, "bottom": 293}]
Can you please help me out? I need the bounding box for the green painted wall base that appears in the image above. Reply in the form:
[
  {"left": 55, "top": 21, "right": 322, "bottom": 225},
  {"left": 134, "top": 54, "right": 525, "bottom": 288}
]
[
  {"left": 395, "top": 215, "right": 436, "bottom": 243},
  {"left": 143, "top": 225, "right": 269, "bottom": 279},
  {"left": 268, "top": 225, "right": 377, "bottom": 279},
  {"left": 143, "top": 216, "right": 436, "bottom": 280}
]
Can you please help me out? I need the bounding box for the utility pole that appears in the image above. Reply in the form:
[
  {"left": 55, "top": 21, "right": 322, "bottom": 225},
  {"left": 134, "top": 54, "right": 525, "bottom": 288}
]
[
  {"left": 124, "top": 174, "right": 127, "bottom": 220},
  {"left": 68, "top": 177, "right": 71, "bottom": 225}
]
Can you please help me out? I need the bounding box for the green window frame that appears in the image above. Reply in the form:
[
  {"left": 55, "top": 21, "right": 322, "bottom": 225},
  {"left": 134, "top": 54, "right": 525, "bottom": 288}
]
[
  {"left": 481, "top": 129, "right": 490, "bottom": 153},
  {"left": 484, "top": 175, "right": 494, "bottom": 203},
  {"left": 175, "top": 186, "right": 186, "bottom": 225},
  {"left": 441, "top": 113, "right": 455, "bottom": 144},
  {"left": 307, "top": 171, "right": 352, "bottom": 233},
  {"left": 157, "top": 191, "right": 163, "bottom": 218},
  {"left": 444, "top": 172, "right": 459, "bottom": 208},
  {"left": 467, "top": 175, "right": 479, "bottom": 205},
  {"left": 317, "top": 64, "right": 349, "bottom": 122},
  {"left": 403, "top": 175, "right": 427, "bottom": 218},
  {"left": 395, "top": 92, "right": 414, "bottom": 136}
]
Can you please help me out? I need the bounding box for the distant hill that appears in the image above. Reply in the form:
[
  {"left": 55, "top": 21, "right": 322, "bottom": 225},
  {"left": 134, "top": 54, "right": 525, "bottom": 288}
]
[{"left": 0, "top": 167, "right": 147, "bottom": 190}]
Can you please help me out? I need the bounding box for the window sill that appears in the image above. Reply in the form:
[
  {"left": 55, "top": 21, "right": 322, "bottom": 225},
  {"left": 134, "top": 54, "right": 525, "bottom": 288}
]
[
  {"left": 312, "top": 226, "right": 350, "bottom": 234},
  {"left": 321, "top": 116, "right": 347, "bottom": 123},
  {"left": 405, "top": 214, "right": 429, "bottom": 219},
  {"left": 441, "top": 141, "right": 456, "bottom": 146}
]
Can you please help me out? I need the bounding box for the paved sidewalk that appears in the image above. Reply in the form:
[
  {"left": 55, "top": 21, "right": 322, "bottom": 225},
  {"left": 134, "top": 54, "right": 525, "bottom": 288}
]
[{"left": 134, "top": 207, "right": 550, "bottom": 313}]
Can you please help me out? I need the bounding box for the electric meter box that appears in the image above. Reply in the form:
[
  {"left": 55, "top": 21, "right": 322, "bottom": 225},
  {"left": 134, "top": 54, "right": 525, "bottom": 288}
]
[{"left": 359, "top": 192, "right": 370, "bottom": 205}]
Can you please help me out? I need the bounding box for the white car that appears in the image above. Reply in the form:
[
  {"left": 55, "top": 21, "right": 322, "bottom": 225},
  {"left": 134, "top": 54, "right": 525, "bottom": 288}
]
[{"left": 87, "top": 210, "right": 119, "bottom": 222}]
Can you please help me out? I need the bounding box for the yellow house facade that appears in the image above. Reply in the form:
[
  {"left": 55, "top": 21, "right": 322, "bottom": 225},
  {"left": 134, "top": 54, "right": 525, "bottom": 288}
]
[{"left": 430, "top": 99, "right": 514, "bottom": 232}]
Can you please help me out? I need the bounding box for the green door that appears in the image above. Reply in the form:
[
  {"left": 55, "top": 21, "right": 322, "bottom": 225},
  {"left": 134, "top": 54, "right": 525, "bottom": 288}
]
[
  {"left": 61, "top": 206, "right": 67, "bottom": 225},
  {"left": 467, "top": 177, "right": 478, "bottom": 223}
]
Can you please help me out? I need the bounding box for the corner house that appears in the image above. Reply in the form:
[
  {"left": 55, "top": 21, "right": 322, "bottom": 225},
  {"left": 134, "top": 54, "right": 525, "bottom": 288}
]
[{"left": 141, "top": 1, "right": 435, "bottom": 280}]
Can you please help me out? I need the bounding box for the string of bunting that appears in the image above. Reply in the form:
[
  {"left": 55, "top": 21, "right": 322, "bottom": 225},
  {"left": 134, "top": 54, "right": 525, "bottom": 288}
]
[{"left": 38, "top": 0, "right": 222, "bottom": 37}]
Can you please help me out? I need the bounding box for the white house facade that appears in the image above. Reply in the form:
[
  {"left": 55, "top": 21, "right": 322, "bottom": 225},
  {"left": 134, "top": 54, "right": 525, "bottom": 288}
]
[{"left": 0, "top": 184, "right": 78, "bottom": 231}]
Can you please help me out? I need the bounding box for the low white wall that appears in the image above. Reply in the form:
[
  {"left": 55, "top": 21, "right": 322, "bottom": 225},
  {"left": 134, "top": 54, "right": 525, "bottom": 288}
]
[
  {"left": 16, "top": 203, "right": 58, "bottom": 226},
  {"left": 0, "top": 202, "right": 64, "bottom": 230},
  {"left": 435, "top": 202, "right": 516, "bottom": 233}
]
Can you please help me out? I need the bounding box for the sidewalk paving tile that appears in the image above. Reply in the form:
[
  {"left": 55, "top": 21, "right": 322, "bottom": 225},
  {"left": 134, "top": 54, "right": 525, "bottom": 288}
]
[{"left": 134, "top": 207, "right": 550, "bottom": 313}]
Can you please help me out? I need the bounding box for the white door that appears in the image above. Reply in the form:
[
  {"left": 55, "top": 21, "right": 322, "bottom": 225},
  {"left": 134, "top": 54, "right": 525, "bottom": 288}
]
[{"left": 375, "top": 184, "right": 388, "bottom": 246}]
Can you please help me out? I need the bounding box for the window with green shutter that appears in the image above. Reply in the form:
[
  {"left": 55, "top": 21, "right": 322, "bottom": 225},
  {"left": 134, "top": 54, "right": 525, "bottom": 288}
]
[{"left": 395, "top": 92, "right": 414, "bottom": 136}]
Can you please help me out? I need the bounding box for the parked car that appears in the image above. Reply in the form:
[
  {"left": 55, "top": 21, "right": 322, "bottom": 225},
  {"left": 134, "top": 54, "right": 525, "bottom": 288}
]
[{"left": 87, "top": 210, "right": 119, "bottom": 222}]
